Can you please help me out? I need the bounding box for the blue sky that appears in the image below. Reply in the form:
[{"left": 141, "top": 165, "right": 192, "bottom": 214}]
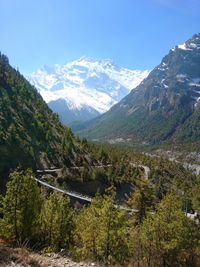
[{"left": 0, "top": 0, "right": 199, "bottom": 74}]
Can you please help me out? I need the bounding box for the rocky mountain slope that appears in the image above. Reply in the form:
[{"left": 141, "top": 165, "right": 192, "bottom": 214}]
[
  {"left": 29, "top": 57, "right": 149, "bottom": 124},
  {"left": 78, "top": 33, "right": 200, "bottom": 146}
]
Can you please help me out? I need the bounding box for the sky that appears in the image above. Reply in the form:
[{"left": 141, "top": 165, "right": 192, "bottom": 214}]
[{"left": 0, "top": 0, "right": 199, "bottom": 74}]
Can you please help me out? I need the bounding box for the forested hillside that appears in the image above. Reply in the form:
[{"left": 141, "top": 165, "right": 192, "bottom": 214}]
[{"left": 0, "top": 53, "right": 99, "bottom": 187}]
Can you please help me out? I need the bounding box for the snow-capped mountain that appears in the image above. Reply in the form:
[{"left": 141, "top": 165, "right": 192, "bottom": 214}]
[
  {"left": 28, "top": 57, "right": 149, "bottom": 124},
  {"left": 78, "top": 33, "right": 200, "bottom": 145}
]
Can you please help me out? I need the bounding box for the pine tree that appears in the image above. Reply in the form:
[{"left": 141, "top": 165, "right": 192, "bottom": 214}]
[
  {"left": 140, "top": 193, "right": 191, "bottom": 267},
  {"left": 191, "top": 175, "right": 200, "bottom": 215},
  {"left": 0, "top": 169, "right": 42, "bottom": 243},
  {"left": 127, "top": 178, "right": 154, "bottom": 224},
  {"left": 100, "top": 194, "right": 131, "bottom": 265},
  {"left": 74, "top": 195, "right": 102, "bottom": 260},
  {"left": 181, "top": 219, "right": 200, "bottom": 267},
  {"left": 74, "top": 193, "right": 131, "bottom": 265},
  {"left": 39, "top": 192, "right": 74, "bottom": 251}
]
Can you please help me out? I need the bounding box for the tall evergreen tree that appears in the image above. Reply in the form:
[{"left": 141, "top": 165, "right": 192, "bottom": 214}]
[
  {"left": 140, "top": 193, "right": 193, "bottom": 267},
  {"left": 191, "top": 175, "right": 200, "bottom": 215},
  {"left": 39, "top": 192, "right": 74, "bottom": 251},
  {"left": 75, "top": 193, "right": 131, "bottom": 265},
  {"left": 127, "top": 178, "right": 154, "bottom": 224},
  {"left": 0, "top": 169, "right": 42, "bottom": 243}
]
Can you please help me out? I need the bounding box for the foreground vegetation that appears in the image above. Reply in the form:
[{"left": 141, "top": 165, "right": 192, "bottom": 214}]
[{"left": 0, "top": 169, "right": 199, "bottom": 267}]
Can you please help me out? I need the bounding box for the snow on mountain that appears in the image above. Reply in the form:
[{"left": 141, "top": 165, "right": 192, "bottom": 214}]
[
  {"left": 77, "top": 33, "right": 200, "bottom": 144},
  {"left": 28, "top": 57, "right": 149, "bottom": 123}
]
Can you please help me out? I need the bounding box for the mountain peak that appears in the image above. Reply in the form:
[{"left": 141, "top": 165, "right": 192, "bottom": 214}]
[
  {"left": 68, "top": 56, "right": 117, "bottom": 71},
  {"left": 78, "top": 33, "right": 200, "bottom": 145},
  {"left": 74, "top": 56, "right": 114, "bottom": 64},
  {"left": 40, "top": 64, "right": 55, "bottom": 74},
  {"left": 76, "top": 55, "right": 96, "bottom": 63},
  {"left": 191, "top": 32, "right": 200, "bottom": 40},
  {"left": 28, "top": 58, "right": 150, "bottom": 124},
  {"left": 171, "top": 32, "right": 200, "bottom": 52}
]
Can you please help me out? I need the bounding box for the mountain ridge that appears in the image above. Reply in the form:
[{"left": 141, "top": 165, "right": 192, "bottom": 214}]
[
  {"left": 77, "top": 33, "right": 200, "bottom": 146},
  {"left": 28, "top": 57, "right": 149, "bottom": 124}
]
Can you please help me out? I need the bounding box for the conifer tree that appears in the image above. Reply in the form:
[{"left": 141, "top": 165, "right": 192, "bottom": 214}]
[
  {"left": 39, "top": 192, "right": 74, "bottom": 251},
  {"left": 75, "top": 192, "right": 131, "bottom": 265},
  {"left": 74, "top": 195, "right": 102, "bottom": 260},
  {"left": 140, "top": 193, "right": 191, "bottom": 267},
  {"left": 100, "top": 194, "right": 131, "bottom": 265},
  {"left": 127, "top": 178, "right": 154, "bottom": 224},
  {"left": 0, "top": 169, "right": 42, "bottom": 243},
  {"left": 191, "top": 175, "right": 200, "bottom": 215}
]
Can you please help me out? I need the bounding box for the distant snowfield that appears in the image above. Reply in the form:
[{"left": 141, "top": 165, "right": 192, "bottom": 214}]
[{"left": 28, "top": 57, "right": 150, "bottom": 113}]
